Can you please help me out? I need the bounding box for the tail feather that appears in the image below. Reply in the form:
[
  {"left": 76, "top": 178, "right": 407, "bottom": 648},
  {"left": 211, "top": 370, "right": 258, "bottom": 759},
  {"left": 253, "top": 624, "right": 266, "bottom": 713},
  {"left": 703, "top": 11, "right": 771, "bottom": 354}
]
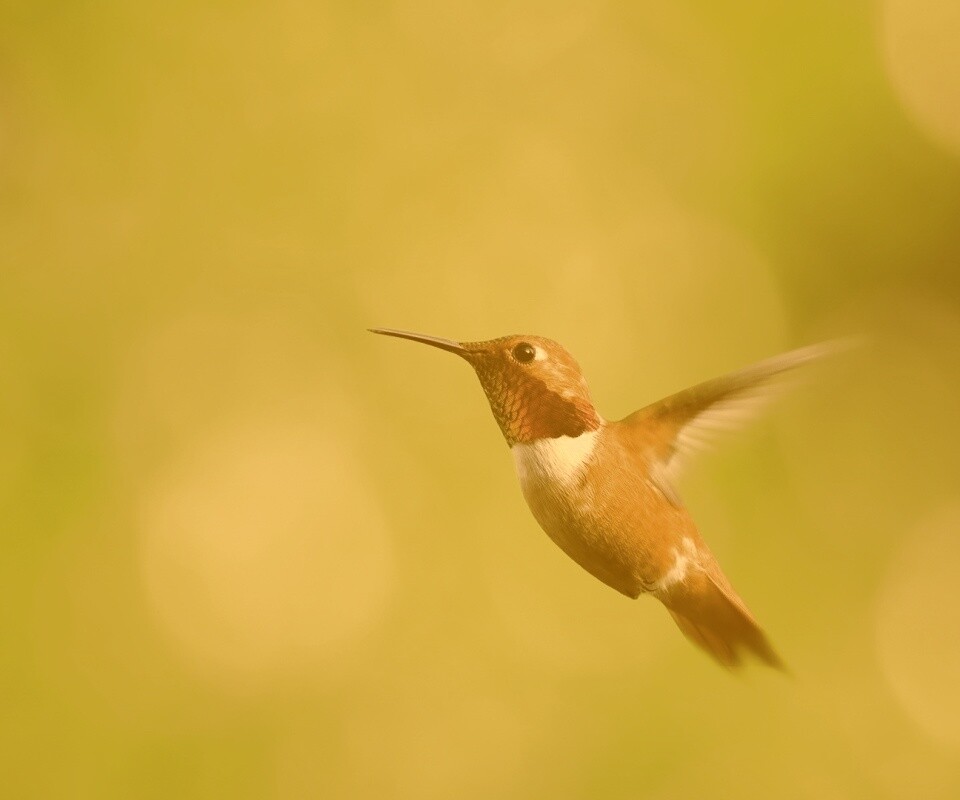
[{"left": 660, "top": 570, "right": 785, "bottom": 671}]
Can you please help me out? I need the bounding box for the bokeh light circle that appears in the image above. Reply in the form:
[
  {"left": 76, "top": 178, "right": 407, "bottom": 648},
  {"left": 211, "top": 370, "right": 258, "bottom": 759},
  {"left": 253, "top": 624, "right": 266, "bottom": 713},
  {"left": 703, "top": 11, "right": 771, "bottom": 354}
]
[
  {"left": 140, "top": 410, "right": 394, "bottom": 690},
  {"left": 876, "top": 502, "right": 960, "bottom": 749},
  {"left": 882, "top": 0, "right": 960, "bottom": 155}
]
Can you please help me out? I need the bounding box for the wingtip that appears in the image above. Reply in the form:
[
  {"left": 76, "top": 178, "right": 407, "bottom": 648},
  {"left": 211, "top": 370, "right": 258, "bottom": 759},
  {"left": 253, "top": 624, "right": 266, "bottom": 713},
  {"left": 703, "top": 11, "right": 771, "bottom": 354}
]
[{"left": 797, "top": 335, "right": 867, "bottom": 362}]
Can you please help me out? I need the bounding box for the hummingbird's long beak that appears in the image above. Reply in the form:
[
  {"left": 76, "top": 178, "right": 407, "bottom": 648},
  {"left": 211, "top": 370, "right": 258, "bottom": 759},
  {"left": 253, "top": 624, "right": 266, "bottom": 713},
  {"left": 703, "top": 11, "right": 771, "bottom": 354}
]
[{"left": 368, "top": 327, "right": 471, "bottom": 357}]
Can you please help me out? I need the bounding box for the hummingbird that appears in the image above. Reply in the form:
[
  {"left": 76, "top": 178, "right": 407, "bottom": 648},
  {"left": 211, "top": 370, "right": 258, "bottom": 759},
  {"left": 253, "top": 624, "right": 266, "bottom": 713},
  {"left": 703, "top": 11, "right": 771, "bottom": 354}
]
[{"left": 371, "top": 327, "right": 833, "bottom": 669}]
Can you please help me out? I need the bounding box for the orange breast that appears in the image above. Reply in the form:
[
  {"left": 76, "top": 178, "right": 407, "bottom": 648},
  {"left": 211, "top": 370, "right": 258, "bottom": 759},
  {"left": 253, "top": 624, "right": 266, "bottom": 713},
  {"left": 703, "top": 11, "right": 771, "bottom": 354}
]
[{"left": 513, "top": 424, "right": 698, "bottom": 597}]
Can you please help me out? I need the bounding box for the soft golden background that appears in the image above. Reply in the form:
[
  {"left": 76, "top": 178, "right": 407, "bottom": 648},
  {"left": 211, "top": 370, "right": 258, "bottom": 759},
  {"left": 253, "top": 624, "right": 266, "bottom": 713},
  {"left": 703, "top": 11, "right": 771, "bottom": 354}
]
[{"left": 3, "top": 1, "right": 960, "bottom": 798}]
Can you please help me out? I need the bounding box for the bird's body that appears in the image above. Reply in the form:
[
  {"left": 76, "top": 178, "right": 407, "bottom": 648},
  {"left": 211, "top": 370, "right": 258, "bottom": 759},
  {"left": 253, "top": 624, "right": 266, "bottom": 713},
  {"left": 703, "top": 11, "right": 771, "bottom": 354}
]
[
  {"left": 512, "top": 423, "right": 781, "bottom": 668},
  {"left": 371, "top": 327, "right": 830, "bottom": 669},
  {"left": 513, "top": 426, "right": 671, "bottom": 598}
]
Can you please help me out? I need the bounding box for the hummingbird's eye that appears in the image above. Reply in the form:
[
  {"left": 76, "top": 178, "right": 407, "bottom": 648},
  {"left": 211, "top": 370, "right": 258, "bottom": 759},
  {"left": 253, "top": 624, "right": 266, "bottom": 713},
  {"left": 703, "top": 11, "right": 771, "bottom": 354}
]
[{"left": 512, "top": 342, "right": 536, "bottom": 363}]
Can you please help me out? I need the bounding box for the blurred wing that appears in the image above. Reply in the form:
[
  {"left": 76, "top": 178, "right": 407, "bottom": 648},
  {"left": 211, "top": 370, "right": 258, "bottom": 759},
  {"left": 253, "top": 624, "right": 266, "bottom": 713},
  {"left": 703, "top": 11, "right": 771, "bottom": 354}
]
[{"left": 623, "top": 342, "right": 841, "bottom": 506}]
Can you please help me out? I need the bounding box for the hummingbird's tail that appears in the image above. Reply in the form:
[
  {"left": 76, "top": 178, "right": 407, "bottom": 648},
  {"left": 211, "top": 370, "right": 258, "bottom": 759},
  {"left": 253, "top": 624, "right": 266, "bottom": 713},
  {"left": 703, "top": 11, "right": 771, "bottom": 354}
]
[{"left": 658, "top": 568, "right": 785, "bottom": 671}]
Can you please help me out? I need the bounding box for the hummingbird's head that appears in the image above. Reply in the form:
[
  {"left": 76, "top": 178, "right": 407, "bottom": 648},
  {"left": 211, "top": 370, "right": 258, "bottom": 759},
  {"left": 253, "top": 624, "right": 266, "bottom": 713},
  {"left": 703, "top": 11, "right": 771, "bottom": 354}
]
[{"left": 370, "top": 328, "right": 602, "bottom": 445}]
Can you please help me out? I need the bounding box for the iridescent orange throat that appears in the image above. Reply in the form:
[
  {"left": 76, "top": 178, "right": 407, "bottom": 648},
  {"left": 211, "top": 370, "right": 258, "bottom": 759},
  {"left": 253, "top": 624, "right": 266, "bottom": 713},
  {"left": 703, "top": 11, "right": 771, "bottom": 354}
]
[{"left": 473, "top": 367, "right": 602, "bottom": 446}]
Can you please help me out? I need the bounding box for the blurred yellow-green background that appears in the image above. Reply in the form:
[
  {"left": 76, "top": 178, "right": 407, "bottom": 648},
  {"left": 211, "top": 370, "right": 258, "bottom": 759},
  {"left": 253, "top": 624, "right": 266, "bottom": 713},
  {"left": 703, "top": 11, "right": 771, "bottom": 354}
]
[{"left": 3, "top": 1, "right": 960, "bottom": 798}]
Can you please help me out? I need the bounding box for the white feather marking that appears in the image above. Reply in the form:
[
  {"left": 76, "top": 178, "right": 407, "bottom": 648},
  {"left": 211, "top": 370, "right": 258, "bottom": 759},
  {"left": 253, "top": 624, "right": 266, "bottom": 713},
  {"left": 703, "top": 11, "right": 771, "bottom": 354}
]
[
  {"left": 511, "top": 429, "right": 600, "bottom": 487},
  {"left": 657, "top": 537, "right": 698, "bottom": 591}
]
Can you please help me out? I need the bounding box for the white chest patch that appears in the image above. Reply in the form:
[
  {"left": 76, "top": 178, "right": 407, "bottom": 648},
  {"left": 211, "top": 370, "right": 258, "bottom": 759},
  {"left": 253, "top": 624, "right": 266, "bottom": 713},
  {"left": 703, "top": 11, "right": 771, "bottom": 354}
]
[{"left": 511, "top": 429, "right": 600, "bottom": 488}]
